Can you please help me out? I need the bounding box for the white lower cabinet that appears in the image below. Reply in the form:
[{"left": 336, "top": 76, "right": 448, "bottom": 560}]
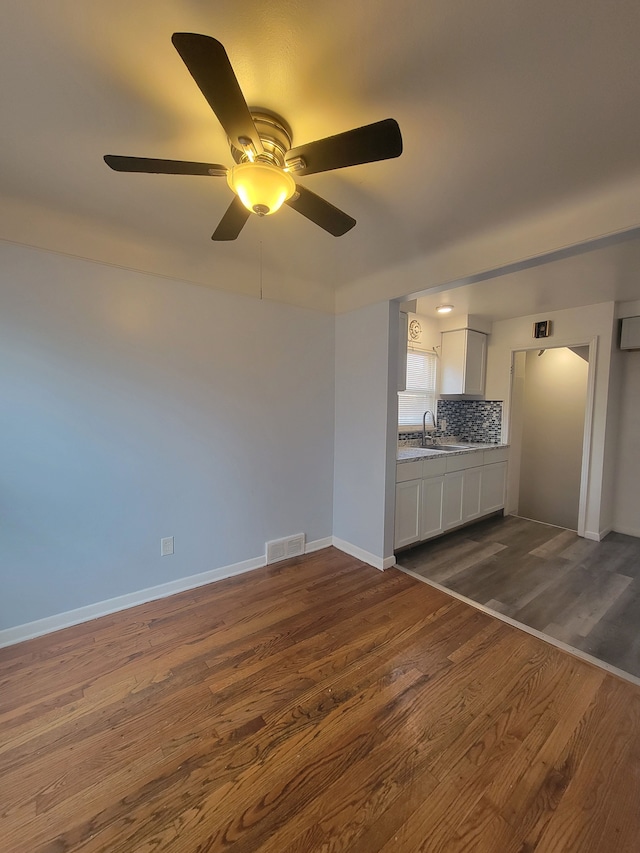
[
  {"left": 395, "top": 449, "right": 508, "bottom": 549},
  {"left": 394, "top": 478, "right": 422, "bottom": 549},
  {"left": 480, "top": 461, "right": 508, "bottom": 514}
]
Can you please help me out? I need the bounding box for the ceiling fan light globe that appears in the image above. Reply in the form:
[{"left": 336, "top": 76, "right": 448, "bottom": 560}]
[{"left": 227, "top": 162, "right": 296, "bottom": 216}]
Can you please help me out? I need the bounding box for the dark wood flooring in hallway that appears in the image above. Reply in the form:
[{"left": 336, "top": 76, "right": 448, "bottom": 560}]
[{"left": 397, "top": 515, "right": 640, "bottom": 679}]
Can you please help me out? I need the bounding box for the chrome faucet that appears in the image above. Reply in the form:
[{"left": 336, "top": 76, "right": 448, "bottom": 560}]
[{"left": 422, "top": 410, "right": 437, "bottom": 447}]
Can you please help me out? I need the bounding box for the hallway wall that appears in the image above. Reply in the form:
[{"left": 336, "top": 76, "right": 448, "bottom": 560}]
[
  {"left": 613, "top": 299, "right": 640, "bottom": 536},
  {"left": 486, "top": 301, "right": 616, "bottom": 539},
  {"left": 518, "top": 348, "right": 589, "bottom": 529}
]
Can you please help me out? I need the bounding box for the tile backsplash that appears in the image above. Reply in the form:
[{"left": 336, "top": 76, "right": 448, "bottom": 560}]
[
  {"left": 437, "top": 399, "right": 503, "bottom": 443},
  {"left": 399, "top": 400, "right": 503, "bottom": 444}
]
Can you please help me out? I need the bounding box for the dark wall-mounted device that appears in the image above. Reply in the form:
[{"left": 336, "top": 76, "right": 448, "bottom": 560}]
[{"left": 533, "top": 320, "right": 552, "bottom": 339}]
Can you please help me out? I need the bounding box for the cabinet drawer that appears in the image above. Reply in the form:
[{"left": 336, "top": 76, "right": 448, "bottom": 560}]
[
  {"left": 396, "top": 460, "right": 422, "bottom": 483},
  {"left": 421, "top": 457, "right": 447, "bottom": 477},
  {"left": 446, "top": 450, "right": 484, "bottom": 472},
  {"left": 482, "top": 447, "right": 509, "bottom": 464}
]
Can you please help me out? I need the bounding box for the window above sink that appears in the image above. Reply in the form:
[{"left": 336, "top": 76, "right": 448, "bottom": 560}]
[{"left": 398, "top": 349, "right": 437, "bottom": 430}]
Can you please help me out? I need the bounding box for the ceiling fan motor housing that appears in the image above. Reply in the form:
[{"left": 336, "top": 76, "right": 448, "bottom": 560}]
[{"left": 230, "top": 110, "right": 293, "bottom": 167}]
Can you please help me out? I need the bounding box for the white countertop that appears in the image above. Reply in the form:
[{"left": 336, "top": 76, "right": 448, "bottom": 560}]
[{"left": 397, "top": 443, "right": 509, "bottom": 463}]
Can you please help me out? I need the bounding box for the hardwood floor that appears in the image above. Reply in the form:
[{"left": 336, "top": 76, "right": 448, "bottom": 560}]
[
  {"left": 397, "top": 514, "right": 640, "bottom": 679},
  {"left": 1, "top": 546, "right": 639, "bottom": 852}
]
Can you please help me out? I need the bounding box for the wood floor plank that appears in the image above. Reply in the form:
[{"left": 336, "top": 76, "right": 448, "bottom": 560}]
[
  {"left": 529, "top": 528, "right": 579, "bottom": 558},
  {"left": 404, "top": 540, "right": 507, "bottom": 584},
  {"left": 267, "top": 627, "right": 535, "bottom": 852},
  {"left": 58, "top": 666, "right": 427, "bottom": 853},
  {"left": 1, "top": 546, "right": 639, "bottom": 852},
  {"left": 523, "top": 676, "right": 640, "bottom": 852},
  {"left": 544, "top": 570, "right": 633, "bottom": 644},
  {"left": 484, "top": 660, "right": 606, "bottom": 843}
]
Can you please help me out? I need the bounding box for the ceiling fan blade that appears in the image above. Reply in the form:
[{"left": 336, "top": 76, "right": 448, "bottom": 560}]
[
  {"left": 286, "top": 185, "right": 356, "bottom": 236},
  {"left": 285, "top": 118, "right": 402, "bottom": 177},
  {"left": 172, "top": 33, "right": 263, "bottom": 156},
  {"left": 212, "top": 196, "right": 251, "bottom": 241},
  {"left": 104, "top": 155, "right": 227, "bottom": 176}
]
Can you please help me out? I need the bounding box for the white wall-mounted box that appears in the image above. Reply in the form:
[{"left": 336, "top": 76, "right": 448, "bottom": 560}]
[{"left": 620, "top": 316, "right": 640, "bottom": 351}]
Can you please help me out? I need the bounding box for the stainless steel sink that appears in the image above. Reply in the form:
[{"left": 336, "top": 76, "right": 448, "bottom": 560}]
[{"left": 426, "top": 444, "right": 471, "bottom": 451}]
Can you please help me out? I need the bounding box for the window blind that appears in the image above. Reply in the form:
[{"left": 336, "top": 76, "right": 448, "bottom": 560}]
[{"left": 398, "top": 350, "right": 437, "bottom": 427}]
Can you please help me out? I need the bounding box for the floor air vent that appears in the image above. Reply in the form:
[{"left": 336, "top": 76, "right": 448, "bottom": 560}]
[{"left": 266, "top": 533, "right": 306, "bottom": 564}]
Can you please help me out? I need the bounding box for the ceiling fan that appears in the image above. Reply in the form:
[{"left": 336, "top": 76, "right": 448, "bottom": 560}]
[{"left": 104, "top": 33, "right": 403, "bottom": 241}]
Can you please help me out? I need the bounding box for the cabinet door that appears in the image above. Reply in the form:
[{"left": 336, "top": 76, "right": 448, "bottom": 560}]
[
  {"left": 440, "top": 330, "right": 466, "bottom": 394},
  {"left": 464, "top": 330, "right": 487, "bottom": 395},
  {"left": 462, "top": 466, "right": 483, "bottom": 522},
  {"left": 480, "top": 461, "right": 508, "bottom": 514},
  {"left": 442, "top": 471, "right": 464, "bottom": 529},
  {"left": 395, "top": 480, "right": 421, "bottom": 549},
  {"left": 420, "top": 475, "right": 444, "bottom": 540},
  {"left": 440, "top": 329, "right": 487, "bottom": 395}
]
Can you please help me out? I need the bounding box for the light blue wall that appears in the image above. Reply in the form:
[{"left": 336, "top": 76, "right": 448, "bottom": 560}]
[
  {"left": 0, "top": 243, "right": 335, "bottom": 629},
  {"left": 333, "top": 300, "right": 398, "bottom": 564}
]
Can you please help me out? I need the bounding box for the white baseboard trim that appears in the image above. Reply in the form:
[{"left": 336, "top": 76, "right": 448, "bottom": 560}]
[
  {"left": 305, "top": 536, "right": 333, "bottom": 553},
  {"left": 0, "top": 536, "right": 332, "bottom": 650},
  {"left": 584, "top": 526, "right": 612, "bottom": 542},
  {"left": 612, "top": 525, "right": 640, "bottom": 539},
  {"left": 331, "top": 537, "right": 395, "bottom": 571}
]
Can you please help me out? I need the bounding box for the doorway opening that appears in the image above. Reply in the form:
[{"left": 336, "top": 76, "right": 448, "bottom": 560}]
[{"left": 508, "top": 345, "right": 591, "bottom": 532}]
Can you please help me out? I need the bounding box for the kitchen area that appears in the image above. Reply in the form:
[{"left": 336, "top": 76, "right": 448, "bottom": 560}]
[
  {"left": 392, "top": 304, "right": 640, "bottom": 681},
  {"left": 394, "top": 309, "right": 510, "bottom": 552}
]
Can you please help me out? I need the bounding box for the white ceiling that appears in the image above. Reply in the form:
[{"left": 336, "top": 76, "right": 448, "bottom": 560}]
[
  {"left": 416, "top": 236, "right": 640, "bottom": 323},
  {"left": 2, "top": 0, "right": 640, "bottom": 311}
]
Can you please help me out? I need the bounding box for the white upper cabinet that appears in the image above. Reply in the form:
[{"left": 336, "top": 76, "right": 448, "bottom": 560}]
[{"left": 440, "top": 329, "right": 487, "bottom": 396}]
